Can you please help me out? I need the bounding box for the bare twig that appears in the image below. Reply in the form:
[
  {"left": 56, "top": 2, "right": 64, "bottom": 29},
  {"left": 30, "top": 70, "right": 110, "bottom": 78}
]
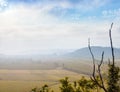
[
  {"left": 109, "top": 23, "right": 114, "bottom": 66},
  {"left": 88, "top": 38, "right": 95, "bottom": 77},
  {"left": 88, "top": 39, "right": 107, "bottom": 92},
  {"left": 89, "top": 23, "right": 116, "bottom": 92},
  {"left": 97, "top": 52, "right": 107, "bottom": 92}
]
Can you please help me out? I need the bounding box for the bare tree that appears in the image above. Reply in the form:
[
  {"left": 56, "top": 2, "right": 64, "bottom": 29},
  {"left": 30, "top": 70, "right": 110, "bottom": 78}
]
[
  {"left": 89, "top": 23, "right": 120, "bottom": 92},
  {"left": 88, "top": 38, "right": 107, "bottom": 92}
]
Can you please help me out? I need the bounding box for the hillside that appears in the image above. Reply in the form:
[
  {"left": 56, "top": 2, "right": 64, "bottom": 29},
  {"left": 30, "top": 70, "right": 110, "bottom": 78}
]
[{"left": 65, "top": 46, "right": 120, "bottom": 60}]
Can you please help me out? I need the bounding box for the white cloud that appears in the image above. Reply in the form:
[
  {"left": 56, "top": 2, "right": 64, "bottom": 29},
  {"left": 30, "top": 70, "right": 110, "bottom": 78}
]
[
  {"left": 0, "top": 2, "right": 119, "bottom": 55},
  {"left": 0, "top": 0, "right": 7, "bottom": 6},
  {"left": 54, "top": 0, "right": 109, "bottom": 9},
  {"left": 102, "top": 8, "right": 120, "bottom": 18},
  {"left": 101, "top": 8, "right": 120, "bottom": 37}
]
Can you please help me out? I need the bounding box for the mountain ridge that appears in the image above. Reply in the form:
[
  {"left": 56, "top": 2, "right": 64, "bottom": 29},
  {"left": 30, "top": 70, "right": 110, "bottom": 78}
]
[{"left": 64, "top": 46, "right": 120, "bottom": 60}]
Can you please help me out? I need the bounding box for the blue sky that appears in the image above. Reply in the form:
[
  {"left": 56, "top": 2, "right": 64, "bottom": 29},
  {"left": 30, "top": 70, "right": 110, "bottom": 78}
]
[{"left": 0, "top": 0, "right": 120, "bottom": 55}]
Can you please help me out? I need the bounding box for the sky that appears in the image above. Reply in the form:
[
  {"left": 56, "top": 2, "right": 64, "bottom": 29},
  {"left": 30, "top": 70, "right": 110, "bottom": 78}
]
[{"left": 0, "top": 0, "right": 120, "bottom": 55}]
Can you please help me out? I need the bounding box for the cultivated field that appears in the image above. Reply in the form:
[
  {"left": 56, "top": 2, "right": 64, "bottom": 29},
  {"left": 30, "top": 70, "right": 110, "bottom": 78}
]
[
  {"left": 0, "top": 69, "right": 86, "bottom": 92},
  {"left": 0, "top": 58, "right": 119, "bottom": 92}
]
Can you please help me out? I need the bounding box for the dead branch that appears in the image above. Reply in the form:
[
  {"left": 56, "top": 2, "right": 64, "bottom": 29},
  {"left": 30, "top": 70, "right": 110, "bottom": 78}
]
[
  {"left": 88, "top": 39, "right": 107, "bottom": 92},
  {"left": 109, "top": 23, "right": 114, "bottom": 66},
  {"left": 97, "top": 52, "right": 107, "bottom": 92},
  {"left": 88, "top": 38, "right": 95, "bottom": 76},
  {"left": 89, "top": 23, "right": 116, "bottom": 92}
]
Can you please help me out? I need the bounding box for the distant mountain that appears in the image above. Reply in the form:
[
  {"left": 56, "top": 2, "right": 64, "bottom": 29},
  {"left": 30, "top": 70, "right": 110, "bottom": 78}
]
[
  {"left": 65, "top": 46, "right": 120, "bottom": 60},
  {"left": 0, "top": 46, "right": 119, "bottom": 61}
]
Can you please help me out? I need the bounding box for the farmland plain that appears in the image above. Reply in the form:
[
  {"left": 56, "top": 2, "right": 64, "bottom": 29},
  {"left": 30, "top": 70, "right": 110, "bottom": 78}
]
[
  {"left": 0, "top": 58, "right": 119, "bottom": 92},
  {"left": 0, "top": 58, "right": 91, "bottom": 92}
]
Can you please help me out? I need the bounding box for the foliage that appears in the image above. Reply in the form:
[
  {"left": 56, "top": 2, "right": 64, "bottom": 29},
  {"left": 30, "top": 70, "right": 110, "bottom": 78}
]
[
  {"left": 31, "top": 84, "right": 53, "bottom": 92},
  {"left": 78, "top": 76, "right": 95, "bottom": 92},
  {"left": 59, "top": 77, "right": 74, "bottom": 92},
  {"left": 59, "top": 77, "right": 99, "bottom": 92},
  {"left": 107, "top": 64, "right": 120, "bottom": 92},
  {"left": 31, "top": 77, "right": 100, "bottom": 92}
]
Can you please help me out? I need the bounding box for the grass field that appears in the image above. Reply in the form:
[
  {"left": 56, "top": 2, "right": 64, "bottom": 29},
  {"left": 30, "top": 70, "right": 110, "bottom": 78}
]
[
  {"left": 0, "top": 69, "right": 86, "bottom": 92},
  {"left": 0, "top": 58, "right": 119, "bottom": 92}
]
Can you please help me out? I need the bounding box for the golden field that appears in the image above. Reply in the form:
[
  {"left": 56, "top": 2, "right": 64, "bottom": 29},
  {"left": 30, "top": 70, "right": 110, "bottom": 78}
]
[
  {"left": 0, "top": 58, "right": 119, "bottom": 92},
  {"left": 0, "top": 69, "right": 86, "bottom": 92}
]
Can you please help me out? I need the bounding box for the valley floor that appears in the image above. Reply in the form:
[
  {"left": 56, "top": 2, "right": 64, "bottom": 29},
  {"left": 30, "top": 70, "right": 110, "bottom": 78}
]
[{"left": 0, "top": 69, "right": 86, "bottom": 92}]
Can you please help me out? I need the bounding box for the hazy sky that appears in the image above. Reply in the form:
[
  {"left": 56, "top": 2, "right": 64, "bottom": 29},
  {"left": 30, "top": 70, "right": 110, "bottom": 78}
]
[{"left": 0, "top": 0, "right": 120, "bottom": 55}]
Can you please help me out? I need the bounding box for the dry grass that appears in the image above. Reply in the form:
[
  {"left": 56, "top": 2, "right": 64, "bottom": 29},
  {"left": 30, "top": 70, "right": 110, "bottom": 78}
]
[
  {"left": 0, "top": 69, "right": 85, "bottom": 92},
  {"left": 0, "top": 58, "right": 119, "bottom": 92}
]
